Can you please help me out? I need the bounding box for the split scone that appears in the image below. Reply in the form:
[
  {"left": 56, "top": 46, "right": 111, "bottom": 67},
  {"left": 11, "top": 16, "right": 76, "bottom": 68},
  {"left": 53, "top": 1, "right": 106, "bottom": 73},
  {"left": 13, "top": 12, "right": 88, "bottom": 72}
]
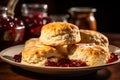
[{"left": 68, "top": 43, "right": 110, "bottom": 66}]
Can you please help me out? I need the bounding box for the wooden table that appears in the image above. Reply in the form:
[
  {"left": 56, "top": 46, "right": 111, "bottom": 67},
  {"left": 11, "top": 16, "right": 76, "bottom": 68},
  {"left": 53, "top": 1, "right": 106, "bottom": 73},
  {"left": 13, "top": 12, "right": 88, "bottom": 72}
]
[{"left": 0, "top": 33, "right": 120, "bottom": 80}]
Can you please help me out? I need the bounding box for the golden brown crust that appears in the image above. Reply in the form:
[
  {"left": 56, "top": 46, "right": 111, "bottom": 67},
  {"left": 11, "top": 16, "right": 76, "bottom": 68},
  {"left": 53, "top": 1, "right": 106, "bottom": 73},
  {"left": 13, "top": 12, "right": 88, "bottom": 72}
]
[
  {"left": 24, "top": 38, "right": 41, "bottom": 48},
  {"left": 21, "top": 45, "right": 63, "bottom": 66},
  {"left": 39, "top": 22, "right": 81, "bottom": 46},
  {"left": 68, "top": 43, "right": 110, "bottom": 66},
  {"left": 21, "top": 22, "right": 110, "bottom": 67},
  {"left": 79, "top": 29, "right": 109, "bottom": 48}
]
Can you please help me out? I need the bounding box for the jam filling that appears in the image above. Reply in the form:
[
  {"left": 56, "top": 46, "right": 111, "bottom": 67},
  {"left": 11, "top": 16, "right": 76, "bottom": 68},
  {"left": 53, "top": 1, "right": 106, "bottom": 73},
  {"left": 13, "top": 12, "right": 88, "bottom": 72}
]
[
  {"left": 45, "top": 59, "right": 87, "bottom": 67},
  {"left": 13, "top": 52, "right": 119, "bottom": 67}
]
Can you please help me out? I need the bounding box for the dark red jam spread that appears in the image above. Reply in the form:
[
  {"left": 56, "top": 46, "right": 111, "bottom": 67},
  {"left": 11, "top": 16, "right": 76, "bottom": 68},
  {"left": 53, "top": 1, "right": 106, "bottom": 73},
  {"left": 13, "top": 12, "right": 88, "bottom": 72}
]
[
  {"left": 13, "top": 52, "right": 119, "bottom": 67},
  {"left": 13, "top": 53, "right": 22, "bottom": 62},
  {"left": 45, "top": 59, "right": 87, "bottom": 67}
]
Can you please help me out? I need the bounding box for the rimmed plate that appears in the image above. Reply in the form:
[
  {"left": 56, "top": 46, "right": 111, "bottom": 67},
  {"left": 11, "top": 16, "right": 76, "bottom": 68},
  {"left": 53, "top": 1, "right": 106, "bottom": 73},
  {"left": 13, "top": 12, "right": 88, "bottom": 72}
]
[{"left": 0, "top": 44, "right": 120, "bottom": 75}]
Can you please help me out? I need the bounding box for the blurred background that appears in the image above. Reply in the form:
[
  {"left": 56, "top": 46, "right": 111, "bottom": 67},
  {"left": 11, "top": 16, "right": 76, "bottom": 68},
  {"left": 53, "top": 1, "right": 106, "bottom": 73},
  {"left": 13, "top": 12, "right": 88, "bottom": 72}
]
[{"left": 0, "top": 0, "right": 120, "bottom": 33}]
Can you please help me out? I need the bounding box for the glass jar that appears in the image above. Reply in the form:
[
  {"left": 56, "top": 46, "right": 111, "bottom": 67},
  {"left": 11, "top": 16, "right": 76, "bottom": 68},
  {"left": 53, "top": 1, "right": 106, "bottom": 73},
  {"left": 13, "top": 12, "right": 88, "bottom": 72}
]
[
  {"left": 21, "top": 4, "right": 51, "bottom": 41},
  {"left": 0, "top": 6, "right": 25, "bottom": 51},
  {"left": 68, "top": 7, "right": 97, "bottom": 31},
  {"left": 49, "top": 14, "right": 69, "bottom": 22}
]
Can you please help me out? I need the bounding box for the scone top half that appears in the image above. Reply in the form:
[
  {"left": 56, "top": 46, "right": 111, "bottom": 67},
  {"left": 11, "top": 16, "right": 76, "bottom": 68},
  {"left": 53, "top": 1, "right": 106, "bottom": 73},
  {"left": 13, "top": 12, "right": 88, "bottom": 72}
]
[
  {"left": 39, "top": 22, "right": 81, "bottom": 46},
  {"left": 80, "top": 29, "right": 109, "bottom": 49}
]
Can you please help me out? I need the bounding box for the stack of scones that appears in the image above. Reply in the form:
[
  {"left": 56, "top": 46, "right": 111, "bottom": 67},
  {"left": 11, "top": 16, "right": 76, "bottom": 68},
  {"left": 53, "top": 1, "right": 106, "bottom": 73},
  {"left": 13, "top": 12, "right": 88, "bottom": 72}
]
[{"left": 21, "top": 22, "right": 110, "bottom": 67}]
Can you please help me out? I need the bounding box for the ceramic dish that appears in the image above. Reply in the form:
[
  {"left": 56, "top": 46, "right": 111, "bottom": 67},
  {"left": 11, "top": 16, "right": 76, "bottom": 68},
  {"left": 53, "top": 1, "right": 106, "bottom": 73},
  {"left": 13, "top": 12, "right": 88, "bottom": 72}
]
[{"left": 0, "top": 44, "right": 120, "bottom": 75}]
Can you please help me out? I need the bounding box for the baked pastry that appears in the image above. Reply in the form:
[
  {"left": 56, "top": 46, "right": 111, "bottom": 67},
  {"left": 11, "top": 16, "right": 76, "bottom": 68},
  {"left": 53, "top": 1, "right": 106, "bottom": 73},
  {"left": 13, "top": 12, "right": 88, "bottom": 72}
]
[
  {"left": 39, "top": 22, "right": 81, "bottom": 46},
  {"left": 21, "top": 45, "right": 63, "bottom": 66},
  {"left": 79, "top": 29, "right": 109, "bottom": 49},
  {"left": 55, "top": 45, "right": 69, "bottom": 56},
  {"left": 20, "top": 22, "right": 111, "bottom": 67},
  {"left": 68, "top": 43, "right": 110, "bottom": 66},
  {"left": 24, "top": 38, "right": 41, "bottom": 48}
]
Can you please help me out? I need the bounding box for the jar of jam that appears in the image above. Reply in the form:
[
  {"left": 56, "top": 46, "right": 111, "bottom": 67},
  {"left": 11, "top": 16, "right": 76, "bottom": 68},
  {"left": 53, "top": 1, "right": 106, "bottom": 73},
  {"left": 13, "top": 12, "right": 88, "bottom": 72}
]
[
  {"left": 21, "top": 4, "right": 51, "bottom": 41},
  {"left": 68, "top": 7, "right": 97, "bottom": 31},
  {"left": 0, "top": 6, "right": 25, "bottom": 51}
]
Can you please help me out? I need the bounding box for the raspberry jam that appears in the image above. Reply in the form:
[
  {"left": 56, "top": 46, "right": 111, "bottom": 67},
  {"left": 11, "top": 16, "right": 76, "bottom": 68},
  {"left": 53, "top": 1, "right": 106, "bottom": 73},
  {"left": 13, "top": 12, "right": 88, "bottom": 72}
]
[
  {"left": 45, "top": 59, "right": 87, "bottom": 67},
  {"left": 21, "top": 4, "right": 51, "bottom": 41},
  {"left": 107, "top": 53, "right": 118, "bottom": 63},
  {"left": 13, "top": 53, "right": 22, "bottom": 62},
  {"left": 0, "top": 7, "right": 25, "bottom": 51},
  {"left": 13, "top": 52, "right": 119, "bottom": 67}
]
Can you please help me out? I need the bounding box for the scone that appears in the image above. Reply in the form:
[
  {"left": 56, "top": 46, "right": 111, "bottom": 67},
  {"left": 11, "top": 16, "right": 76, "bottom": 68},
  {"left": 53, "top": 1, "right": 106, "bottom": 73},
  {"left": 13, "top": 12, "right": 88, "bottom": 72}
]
[
  {"left": 68, "top": 43, "right": 110, "bottom": 66},
  {"left": 79, "top": 29, "right": 109, "bottom": 49},
  {"left": 24, "top": 38, "right": 41, "bottom": 48},
  {"left": 39, "top": 22, "right": 81, "bottom": 46},
  {"left": 21, "top": 45, "right": 63, "bottom": 66}
]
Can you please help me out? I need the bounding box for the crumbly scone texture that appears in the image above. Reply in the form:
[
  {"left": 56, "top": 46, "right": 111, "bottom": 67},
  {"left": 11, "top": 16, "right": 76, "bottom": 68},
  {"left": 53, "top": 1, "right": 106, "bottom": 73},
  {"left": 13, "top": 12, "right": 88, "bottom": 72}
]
[
  {"left": 68, "top": 43, "right": 110, "bottom": 66},
  {"left": 24, "top": 38, "right": 42, "bottom": 48},
  {"left": 21, "top": 22, "right": 111, "bottom": 67},
  {"left": 80, "top": 29, "right": 109, "bottom": 49},
  {"left": 21, "top": 45, "right": 63, "bottom": 66},
  {"left": 39, "top": 22, "right": 81, "bottom": 46}
]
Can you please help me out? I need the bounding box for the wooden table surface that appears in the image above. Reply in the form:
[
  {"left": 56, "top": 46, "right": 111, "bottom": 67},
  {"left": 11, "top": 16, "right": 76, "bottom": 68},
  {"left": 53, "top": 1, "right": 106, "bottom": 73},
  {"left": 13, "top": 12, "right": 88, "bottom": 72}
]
[{"left": 0, "top": 33, "right": 120, "bottom": 80}]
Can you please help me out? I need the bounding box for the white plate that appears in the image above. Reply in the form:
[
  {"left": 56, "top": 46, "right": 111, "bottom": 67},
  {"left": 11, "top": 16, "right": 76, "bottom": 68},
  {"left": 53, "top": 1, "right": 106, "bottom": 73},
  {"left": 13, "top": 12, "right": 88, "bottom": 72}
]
[{"left": 0, "top": 44, "right": 120, "bottom": 75}]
